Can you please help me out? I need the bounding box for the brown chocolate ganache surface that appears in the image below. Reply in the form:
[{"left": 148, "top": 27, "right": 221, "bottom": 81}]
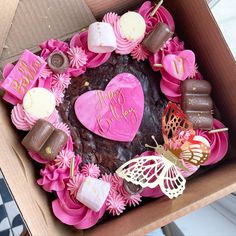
[{"left": 57, "top": 54, "right": 167, "bottom": 174}]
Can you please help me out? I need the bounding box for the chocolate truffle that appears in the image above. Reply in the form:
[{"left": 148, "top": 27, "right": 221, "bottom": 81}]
[{"left": 47, "top": 51, "right": 69, "bottom": 73}]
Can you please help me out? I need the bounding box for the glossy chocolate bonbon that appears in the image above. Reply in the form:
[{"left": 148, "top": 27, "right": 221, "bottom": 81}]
[{"left": 47, "top": 51, "right": 69, "bottom": 73}]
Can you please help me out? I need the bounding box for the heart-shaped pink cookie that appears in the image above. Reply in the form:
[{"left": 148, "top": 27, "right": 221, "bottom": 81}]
[
  {"left": 162, "top": 50, "right": 195, "bottom": 81},
  {"left": 74, "top": 73, "right": 144, "bottom": 142}
]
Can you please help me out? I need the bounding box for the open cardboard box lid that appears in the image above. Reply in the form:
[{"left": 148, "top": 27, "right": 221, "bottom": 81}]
[{"left": 0, "top": 0, "right": 236, "bottom": 235}]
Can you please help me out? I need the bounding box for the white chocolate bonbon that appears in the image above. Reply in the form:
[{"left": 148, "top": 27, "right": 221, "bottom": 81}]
[
  {"left": 119, "top": 12, "right": 146, "bottom": 41},
  {"left": 23, "top": 88, "right": 56, "bottom": 119}
]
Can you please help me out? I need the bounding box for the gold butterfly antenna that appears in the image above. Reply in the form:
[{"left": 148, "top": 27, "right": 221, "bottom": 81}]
[{"left": 145, "top": 135, "right": 165, "bottom": 153}]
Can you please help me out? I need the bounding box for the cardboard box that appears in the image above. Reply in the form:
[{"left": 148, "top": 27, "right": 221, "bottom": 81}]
[{"left": 0, "top": 0, "right": 235, "bottom": 235}]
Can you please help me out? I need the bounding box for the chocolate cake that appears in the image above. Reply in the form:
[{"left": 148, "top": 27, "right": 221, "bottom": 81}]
[{"left": 57, "top": 53, "right": 167, "bottom": 174}]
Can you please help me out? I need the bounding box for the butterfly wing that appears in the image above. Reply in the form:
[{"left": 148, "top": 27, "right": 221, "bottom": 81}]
[
  {"left": 159, "top": 163, "right": 186, "bottom": 199},
  {"left": 162, "top": 102, "right": 195, "bottom": 150},
  {"left": 180, "top": 135, "right": 211, "bottom": 166},
  {"left": 116, "top": 155, "right": 166, "bottom": 189}
]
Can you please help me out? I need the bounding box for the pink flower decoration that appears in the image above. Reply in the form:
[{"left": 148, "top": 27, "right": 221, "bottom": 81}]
[
  {"left": 106, "top": 193, "right": 125, "bottom": 216},
  {"left": 122, "top": 191, "right": 142, "bottom": 207},
  {"left": 51, "top": 73, "right": 71, "bottom": 90},
  {"left": 52, "top": 188, "right": 106, "bottom": 229},
  {"left": 54, "top": 122, "right": 70, "bottom": 137},
  {"left": 138, "top": 1, "right": 175, "bottom": 34},
  {"left": 55, "top": 150, "right": 75, "bottom": 169},
  {"left": 101, "top": 173, "right": 116, "bottom": 196},
  {"left": 51, "top": 87, "right": 64, "bottom": 106},
  {"left": 112, "top": 173, "right": 124, "bottom": 193},
  {"left": 150, "top": 37, "right": 185, "bottom": 71},
  {"left": 67, "top": 47, "right": 88, "bottom": 69},
  {"left": 131, "top": 44, "right": 150, "bottom": 61},
  {"left": 70, "top": 31, "right": 111, "bottom": 68},
  {"left": 40, "top": 39, "right": 69, "bottom": 60},
  {"left": 67, "top": 174, "right": 85, "bottom": 197},
  {"left": 81, "top": 163, "right": 101, "bottom": 178},
  {"left": 196, "top": 119, "right": 228, "bottom": 165}
]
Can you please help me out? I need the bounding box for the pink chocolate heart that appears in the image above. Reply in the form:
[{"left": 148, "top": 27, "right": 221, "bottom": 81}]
[
  {"left": 162, "top": 50, "right": 195, "bottom": 81},
  {"left": 74, "top": 73, "right": 144, "bottom": 142}
]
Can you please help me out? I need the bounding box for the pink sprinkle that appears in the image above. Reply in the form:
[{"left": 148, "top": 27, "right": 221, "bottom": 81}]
[
  {"left": 106, "top": 193, "right": 126, "bottom": 216},
  {"left": 67, "top": 174, "right": 85, "bottom": 197},
  {"left": 81, "top": 163, "right": 101, "bottom": 178},
  {"left": 67, "top": 47, "right": 88, "bottom": 69},
  {"left": 55, "top": 150, "right": 75, "bottom": 168}
]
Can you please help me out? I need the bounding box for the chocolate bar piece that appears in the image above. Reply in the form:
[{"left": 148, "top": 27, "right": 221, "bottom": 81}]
[
  {"left": 39, "top": 129, "right": 68, "bottom": 161},
  {"left": 185, "top": 111, "right": 213, "bottom": 130},
  {"left": 22, "top": 119, "right": 55, "bottom": 152},
  {"left": 47, "top": 51, "right": 69, "bottom": 73},
  {"left": 142, "top": 22, "right": 173, "bottom": 54},
  {"left": 182, "top": 95, "right": 213, "bottom": 112},
  {"left": 181, "top": 80, "right": 213, "bottom": 130},
  {"left": 181, "top": 79, "right": 212, "bottom": 95}
]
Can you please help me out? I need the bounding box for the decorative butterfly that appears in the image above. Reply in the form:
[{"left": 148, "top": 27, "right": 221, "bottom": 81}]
[{"left": 116, "top": 102, "right": 211, "bottom": 199}]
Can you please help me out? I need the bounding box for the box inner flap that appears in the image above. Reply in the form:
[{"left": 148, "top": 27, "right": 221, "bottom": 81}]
[{"left": 0, "top": 0, "right": 95, "bottom": 67}]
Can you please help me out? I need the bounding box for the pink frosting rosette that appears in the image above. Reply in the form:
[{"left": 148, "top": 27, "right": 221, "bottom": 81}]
[
  {"left": 196, "top": 119, "right": 228, "bottom": 166},
  {"left": 70, "top": 31, "right": 111, "bottom": 68},
  {"left": 149, "top": 37, "right": 185, "bottom": 71},
  {"left": 52, "top": 189, "right": 106, "bottom": 229},
  {"left": 37, "top": 154, "right": 80, "bottom": 192},
  {"left": 138, "top": 1, "right": 175, "bottom": 34},
  {"left": 40, "top": 39, "right": 69, "bottom": 60}
]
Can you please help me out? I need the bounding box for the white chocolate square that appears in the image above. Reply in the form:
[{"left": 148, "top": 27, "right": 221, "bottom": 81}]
[{"left": 76, "top": 176, "right": 110, "bottom": 212}]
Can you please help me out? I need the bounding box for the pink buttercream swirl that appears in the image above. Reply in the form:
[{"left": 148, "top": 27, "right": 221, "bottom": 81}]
[
  {"left": 11, "top": 104, "right": 59, "bottom": 131},
  {"left": 67, "top": 47, "right": 88, "bottom": 69},
  {"left": 51, "top": 87, "right": 64, "bottom": 106},
  {"left": 196, "top": 119, "right": 228, "bottom": 165},
  {"left": 138, "top": 1, "right": 175, "bottom": 34},
  {"left": 70, "top": 31, "right": 111, "bottom": 68},
  {"left": 122, "top": 190, "right": 142, "bottom": 207},
  {"left": 37, "top": 156, "right": 80, "bottom": 192},
  {"left": 55, "top": 150, "right": 75, "bottom": 169},
  {"left": 103, "top": 13, "right": 143, "bottom": 55},
  {"left": 40, "top": 39, "right": 69, "bottom": 60},
  {"left": 52, "top": 189, "right": 106, "bottom": 229},
  {"left": 160, "top": 69, "right": 182, "bottom": 103},
  {"left": 131, "top": 44, "right": 150, "bottom": 61}
]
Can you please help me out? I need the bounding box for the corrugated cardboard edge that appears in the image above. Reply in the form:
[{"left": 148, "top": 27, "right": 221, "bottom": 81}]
[{"left": 0, "top": 0, "right": 19, "bottom": 57}]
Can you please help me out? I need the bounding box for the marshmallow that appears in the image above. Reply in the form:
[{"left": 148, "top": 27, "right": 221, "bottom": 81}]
[
  {"left": 88, "top": 22, "right": 117, "bottom": 53},
  {"left": 23, "top": 88, "right": 56, "bottom": 119},
  {"left": 119, "top": 12, "right": 146, "bottom": 41},
  {"left": 76, "top": 176, "right": 110, "bottom": 212}
]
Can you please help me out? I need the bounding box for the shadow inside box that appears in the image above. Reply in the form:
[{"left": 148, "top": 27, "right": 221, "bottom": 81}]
[{"left": 0, "top": 170, "right": 28, "bottom": 236}]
